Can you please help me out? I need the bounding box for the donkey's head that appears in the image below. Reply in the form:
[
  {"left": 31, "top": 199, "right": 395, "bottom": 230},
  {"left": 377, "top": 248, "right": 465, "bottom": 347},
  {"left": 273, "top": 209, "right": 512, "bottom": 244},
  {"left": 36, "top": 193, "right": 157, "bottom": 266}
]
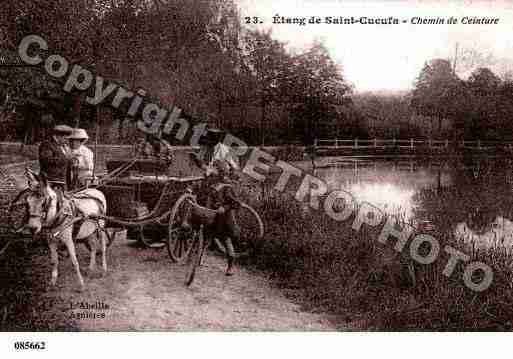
[{"left": 20, "top": 168, "right": 58, "bottom": 234}]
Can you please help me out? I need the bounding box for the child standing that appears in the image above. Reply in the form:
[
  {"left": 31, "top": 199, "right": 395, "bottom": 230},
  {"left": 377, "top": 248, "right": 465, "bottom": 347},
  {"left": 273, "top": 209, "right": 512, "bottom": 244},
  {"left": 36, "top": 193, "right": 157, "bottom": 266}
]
[{"left": 207, "top": 159, "right": 241, "bottom": 276}]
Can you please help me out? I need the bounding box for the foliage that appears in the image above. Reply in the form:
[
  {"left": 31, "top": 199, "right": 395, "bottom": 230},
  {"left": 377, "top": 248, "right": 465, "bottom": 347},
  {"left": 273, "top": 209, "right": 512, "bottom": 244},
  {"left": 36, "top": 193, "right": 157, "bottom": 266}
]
[
  {"left": 411, "top": 59, "right": 462, "bottom": 132},
  {"left": 410, "top": 58, "right": 513, "bottom": 140},
  {"left": 3, "top": 2, "right": 512, "bottom": 143},
  {"left": 0, "top": 1, "right": 358, "bottom": 144}
]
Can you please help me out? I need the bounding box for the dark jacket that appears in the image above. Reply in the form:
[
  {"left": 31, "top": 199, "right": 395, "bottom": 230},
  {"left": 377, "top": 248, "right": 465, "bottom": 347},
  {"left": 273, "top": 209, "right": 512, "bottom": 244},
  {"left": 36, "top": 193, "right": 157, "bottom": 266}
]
[
  {"left": 208, "top": 182, "right": 241, "bottom": 211},
  {"left": 207, "top": 182, "right": 241, "bottom": 239},
  {"left": 38, "top": 138, "right": 70, "bottom": 183}
]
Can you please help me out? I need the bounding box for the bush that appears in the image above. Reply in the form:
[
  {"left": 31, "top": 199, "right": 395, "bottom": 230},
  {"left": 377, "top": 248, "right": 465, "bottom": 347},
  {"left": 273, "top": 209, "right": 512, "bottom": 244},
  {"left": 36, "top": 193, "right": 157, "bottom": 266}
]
[
  {"left": 269, "top": 145, "right": 304, "bottom": 162},
  {"left": 244, "top": 188, "right": 513, "bottom": 330}
]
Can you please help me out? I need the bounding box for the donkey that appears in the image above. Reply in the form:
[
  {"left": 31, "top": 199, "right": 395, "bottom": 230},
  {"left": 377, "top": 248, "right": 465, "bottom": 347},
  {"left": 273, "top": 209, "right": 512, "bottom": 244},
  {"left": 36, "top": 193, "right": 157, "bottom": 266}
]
[{"left": 16, "top": 169, "right": 108, "bottom": 291}]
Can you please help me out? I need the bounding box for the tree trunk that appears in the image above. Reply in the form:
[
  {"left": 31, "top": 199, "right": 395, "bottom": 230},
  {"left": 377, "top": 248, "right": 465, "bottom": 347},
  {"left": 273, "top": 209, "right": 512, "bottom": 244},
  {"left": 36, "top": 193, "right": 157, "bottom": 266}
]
[
  {"left": 72, "top": 93, "right": 83, "bottom": 128},
  {"left": 23, "top": 128, "right": 29, "bottom": 146}
]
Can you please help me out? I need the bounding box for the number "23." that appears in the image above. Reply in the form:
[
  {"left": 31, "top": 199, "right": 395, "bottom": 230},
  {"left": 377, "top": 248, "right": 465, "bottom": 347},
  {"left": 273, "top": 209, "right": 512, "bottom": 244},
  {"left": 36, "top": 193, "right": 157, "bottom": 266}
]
[{"left": 244, "top": 17, "right": 261, "bottom": 24}]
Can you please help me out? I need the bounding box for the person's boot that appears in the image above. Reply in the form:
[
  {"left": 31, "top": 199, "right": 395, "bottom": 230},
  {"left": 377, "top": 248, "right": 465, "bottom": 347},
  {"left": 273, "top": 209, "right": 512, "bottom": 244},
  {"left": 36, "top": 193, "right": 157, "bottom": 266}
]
[
  {"left": 225, "top": 238, "right": 235, "bottom": 276},
  {"left": 226, "top": 260, "right": 235, "bottom": 276}
]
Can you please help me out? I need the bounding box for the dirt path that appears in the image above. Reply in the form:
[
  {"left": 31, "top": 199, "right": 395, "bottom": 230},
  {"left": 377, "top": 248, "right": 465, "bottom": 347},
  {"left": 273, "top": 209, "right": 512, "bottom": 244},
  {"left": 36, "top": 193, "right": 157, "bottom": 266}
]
[{"left": 42, "top": 240, "right": 335, "bottom": 331}]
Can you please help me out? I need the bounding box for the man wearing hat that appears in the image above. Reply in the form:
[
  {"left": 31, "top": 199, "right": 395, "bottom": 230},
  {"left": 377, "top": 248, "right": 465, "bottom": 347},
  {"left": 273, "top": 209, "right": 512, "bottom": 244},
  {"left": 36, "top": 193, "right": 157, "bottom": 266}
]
[
  {"left": 68, "top": 128, "right": 94, "bottom": 190},
  {"left": 38, "top": 124, "right": 73, "bottom": 191},
  {"left": 190, "top": 127, "right": 239, "bottom": 175}
]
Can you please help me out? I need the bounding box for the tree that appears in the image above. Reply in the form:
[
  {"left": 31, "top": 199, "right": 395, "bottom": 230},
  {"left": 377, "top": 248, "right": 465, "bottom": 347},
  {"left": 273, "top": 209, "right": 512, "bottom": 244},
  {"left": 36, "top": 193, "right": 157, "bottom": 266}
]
[
  {"left": 0, "top": 0, "right": 248, "bottom": 142},
  {"left": 465, "top": 67, "right": 502, "bottom": 138},
  {"left": 288, "top": 41, "right": 352, "bottom": 144},
  {"left": 411, "top": 59, "right": 464, "bottom": 135},
  {"left": 241, "top": 29, "right": 295, "bottom": 144}
]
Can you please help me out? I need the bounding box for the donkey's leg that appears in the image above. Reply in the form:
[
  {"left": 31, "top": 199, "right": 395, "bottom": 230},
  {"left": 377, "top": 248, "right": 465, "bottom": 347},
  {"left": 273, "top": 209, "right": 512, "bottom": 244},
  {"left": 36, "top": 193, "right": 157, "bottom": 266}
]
[
  {"left": 48, "top": 240, "right": 59, "bottom": 286},
  {"left": 62, "top": 230, "right": 85, "bottom": 291},
  {"left": 87, "top": 233, "right": 97, "bottom": 272},
  {"left": 100, "top": 229, "right": 108, "bottom": 273}
]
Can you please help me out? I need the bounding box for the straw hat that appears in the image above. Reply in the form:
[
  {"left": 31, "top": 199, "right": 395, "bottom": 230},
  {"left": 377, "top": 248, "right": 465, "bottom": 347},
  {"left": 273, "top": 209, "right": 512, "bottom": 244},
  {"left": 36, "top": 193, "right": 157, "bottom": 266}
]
[
  {"left": 69, "top": 128, "right": 89, "bottom": 141},
  {"left": 53, "top": 124, "right": 73, "bottom": 135}
]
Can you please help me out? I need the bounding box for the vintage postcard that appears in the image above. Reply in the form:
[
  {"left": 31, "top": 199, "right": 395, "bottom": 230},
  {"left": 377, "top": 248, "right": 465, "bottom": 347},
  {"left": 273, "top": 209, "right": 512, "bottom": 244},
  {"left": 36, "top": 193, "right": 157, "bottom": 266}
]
[{"left": 0, "top": 0, "right": 512, "bottom": 356}]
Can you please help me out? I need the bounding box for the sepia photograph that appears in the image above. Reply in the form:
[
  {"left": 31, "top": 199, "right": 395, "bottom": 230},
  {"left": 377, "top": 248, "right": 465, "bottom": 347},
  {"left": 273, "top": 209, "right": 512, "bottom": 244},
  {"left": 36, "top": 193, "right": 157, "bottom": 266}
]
[{"left": 1, "top": 0, "right": 513, "bottom": 353}]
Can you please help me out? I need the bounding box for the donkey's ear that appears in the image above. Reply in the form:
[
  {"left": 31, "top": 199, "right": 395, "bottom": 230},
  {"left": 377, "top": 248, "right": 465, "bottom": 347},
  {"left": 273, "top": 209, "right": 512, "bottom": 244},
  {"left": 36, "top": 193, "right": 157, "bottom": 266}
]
[
  {"left": 25, "top": 168, "right": 39, "bottom": 187},
  {"left": 38, "top": 172, "right": 49, "bottom": 192}
]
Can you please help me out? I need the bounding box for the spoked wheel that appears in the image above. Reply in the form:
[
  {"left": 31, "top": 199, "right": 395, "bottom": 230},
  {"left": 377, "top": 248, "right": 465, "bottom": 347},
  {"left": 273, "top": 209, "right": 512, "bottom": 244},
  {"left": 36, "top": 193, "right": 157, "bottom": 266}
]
[
  {"left": 167, "top": 193, "right": 196, "bottom": 263},
  {"left": 213, "top": 202, "right": 264, "bottom": 258},
  {"left": 137, "top": 225, "right": 152, "bottom": 247},
  {"left": 184, "top": 226, "right": 205, "bottom": 287},
  {"left": 137, "top": 225, "right": 166, "bottom": 249}
]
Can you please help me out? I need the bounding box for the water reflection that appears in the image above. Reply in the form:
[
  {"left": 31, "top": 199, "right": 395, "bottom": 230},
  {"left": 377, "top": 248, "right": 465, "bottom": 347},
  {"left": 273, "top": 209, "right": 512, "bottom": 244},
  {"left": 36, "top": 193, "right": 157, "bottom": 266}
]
[
  {"left": 316, "top": 156, "right": 513, "bottom": 249},
  {"left": 317, "top": 158, "right": 452, "bottom": 221}
]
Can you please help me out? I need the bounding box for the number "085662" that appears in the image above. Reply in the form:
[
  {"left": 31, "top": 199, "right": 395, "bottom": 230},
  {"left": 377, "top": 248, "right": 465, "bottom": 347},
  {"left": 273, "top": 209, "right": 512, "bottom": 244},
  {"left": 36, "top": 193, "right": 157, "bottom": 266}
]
[{"left": 14, "top": 341, "right": 46, "bottom": 350}]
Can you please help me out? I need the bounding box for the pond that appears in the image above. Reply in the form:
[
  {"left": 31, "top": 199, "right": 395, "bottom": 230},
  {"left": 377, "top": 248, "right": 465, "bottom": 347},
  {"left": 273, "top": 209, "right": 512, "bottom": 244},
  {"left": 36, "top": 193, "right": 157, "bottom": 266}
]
[{"left": 314, "top": 156, "right": 513, "bottom": 250}]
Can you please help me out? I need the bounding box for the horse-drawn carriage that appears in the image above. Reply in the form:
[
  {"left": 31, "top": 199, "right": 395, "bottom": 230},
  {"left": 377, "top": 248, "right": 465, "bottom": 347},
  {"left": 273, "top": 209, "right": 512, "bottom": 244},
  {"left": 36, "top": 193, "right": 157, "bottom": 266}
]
[
  {"left": 98, "top": 153, "right": 263, "bottom": 284},
  {"left": 4, "top": 145, "right": 263, "bottom": 287},
  {"left": 98, "top": 156, "right": 204, "bottom": 258}
]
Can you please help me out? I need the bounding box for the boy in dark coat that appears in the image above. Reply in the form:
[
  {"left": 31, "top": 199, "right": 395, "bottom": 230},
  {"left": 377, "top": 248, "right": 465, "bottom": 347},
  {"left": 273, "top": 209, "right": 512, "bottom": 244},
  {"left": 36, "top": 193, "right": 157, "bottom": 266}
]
[{"left": 206, "top": 159, "right": 242, "bottom": 276}]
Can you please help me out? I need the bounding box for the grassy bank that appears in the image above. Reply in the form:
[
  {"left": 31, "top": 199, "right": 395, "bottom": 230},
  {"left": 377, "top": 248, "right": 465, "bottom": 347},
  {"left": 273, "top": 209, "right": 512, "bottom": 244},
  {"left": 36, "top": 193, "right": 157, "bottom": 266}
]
[
  {"left": 242, "top": 177, "right": 513, "bottom": 331},
  {"left": 0, "top": 200, "right": 76, "bottom": 331}
]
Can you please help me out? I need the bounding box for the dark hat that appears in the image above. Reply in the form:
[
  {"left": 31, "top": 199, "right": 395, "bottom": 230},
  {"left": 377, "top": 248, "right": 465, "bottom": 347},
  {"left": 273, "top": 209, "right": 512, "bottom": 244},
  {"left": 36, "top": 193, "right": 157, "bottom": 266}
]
[
  {"left": 204, "top": 128, "right": 226, "bottom": 145},
  {"left": 53, "top": 124, "right": 73, "bottom": 134}
]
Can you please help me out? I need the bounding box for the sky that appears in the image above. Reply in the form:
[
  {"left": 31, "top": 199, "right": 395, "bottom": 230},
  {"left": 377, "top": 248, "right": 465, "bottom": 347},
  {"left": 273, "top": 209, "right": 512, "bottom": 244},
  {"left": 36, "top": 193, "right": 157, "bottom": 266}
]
[{"left": 237, "top": 0, "right": 513, "bottom": 92}]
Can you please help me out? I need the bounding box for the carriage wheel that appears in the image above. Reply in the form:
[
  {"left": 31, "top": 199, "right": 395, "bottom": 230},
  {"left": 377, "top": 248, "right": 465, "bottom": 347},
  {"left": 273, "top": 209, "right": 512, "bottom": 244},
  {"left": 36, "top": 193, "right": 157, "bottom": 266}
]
[
  {"left": 137, "top": 225, "right": 166, "bottom": 249},
  {"left": 184, "top": 226, "right": 205, "bottom": 287},
  {"left": 213, "top": 202, "right": 264, "bottom": 258},
  {"left": 167, "top": 193, "right": 196, "bottom": 263},
  {"left": 137, "top": 225, "right": 152, "bottom": 247}
]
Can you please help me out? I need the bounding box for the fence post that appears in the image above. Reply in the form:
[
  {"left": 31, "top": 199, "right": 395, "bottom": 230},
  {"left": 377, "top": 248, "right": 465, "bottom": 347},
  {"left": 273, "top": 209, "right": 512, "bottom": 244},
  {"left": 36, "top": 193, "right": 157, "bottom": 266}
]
[
  {"left": 393, "top": 138, "right": 396, "bottom": 148},
  {"left": 374, "top": 138, "right": 377, "bottom": 148},
  {"left": 355, "top": 138, "right": 358, "bottom": 149},
  {"left": 428, "top": 138, "right": 432, "bottom": 148},
  {"left": 410, "top": 138, "right": 414, "bottom": 150},
  {"left": 445, "top": 139, "right": 449, "bottom": 148},
  {"left": 462, "top": 140, "right": 465, "bottom": 148},
  {"left": 478, "top": 139, "right": 481, "bottom": 150}
]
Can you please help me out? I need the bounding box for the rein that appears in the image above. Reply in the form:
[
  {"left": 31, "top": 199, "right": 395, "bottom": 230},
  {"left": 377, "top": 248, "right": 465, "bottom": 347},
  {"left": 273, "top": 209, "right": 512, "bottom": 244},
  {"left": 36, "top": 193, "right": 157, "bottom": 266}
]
[{"left": 48, "top": 191, "right": 75, "bottom": 229}]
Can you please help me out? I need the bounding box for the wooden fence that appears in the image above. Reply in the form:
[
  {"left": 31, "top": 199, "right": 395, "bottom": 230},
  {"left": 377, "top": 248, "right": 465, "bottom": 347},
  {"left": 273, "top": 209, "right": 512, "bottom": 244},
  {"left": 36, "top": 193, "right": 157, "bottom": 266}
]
[{"left": 314, "top": 139, "right": 513, "bottom": 151}]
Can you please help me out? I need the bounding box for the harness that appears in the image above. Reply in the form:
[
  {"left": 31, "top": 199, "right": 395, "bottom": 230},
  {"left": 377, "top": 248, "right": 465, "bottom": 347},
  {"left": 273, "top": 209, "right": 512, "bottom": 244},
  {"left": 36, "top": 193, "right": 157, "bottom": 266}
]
[
  {"left": 26, "top": 191, "right": 68, "bottom": 227},
  {"left": 51, "top": 193, "right": 80, "bottom": 235},
  {"left": 30, "top": 190, "right": 106, "bottom": 239}
]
